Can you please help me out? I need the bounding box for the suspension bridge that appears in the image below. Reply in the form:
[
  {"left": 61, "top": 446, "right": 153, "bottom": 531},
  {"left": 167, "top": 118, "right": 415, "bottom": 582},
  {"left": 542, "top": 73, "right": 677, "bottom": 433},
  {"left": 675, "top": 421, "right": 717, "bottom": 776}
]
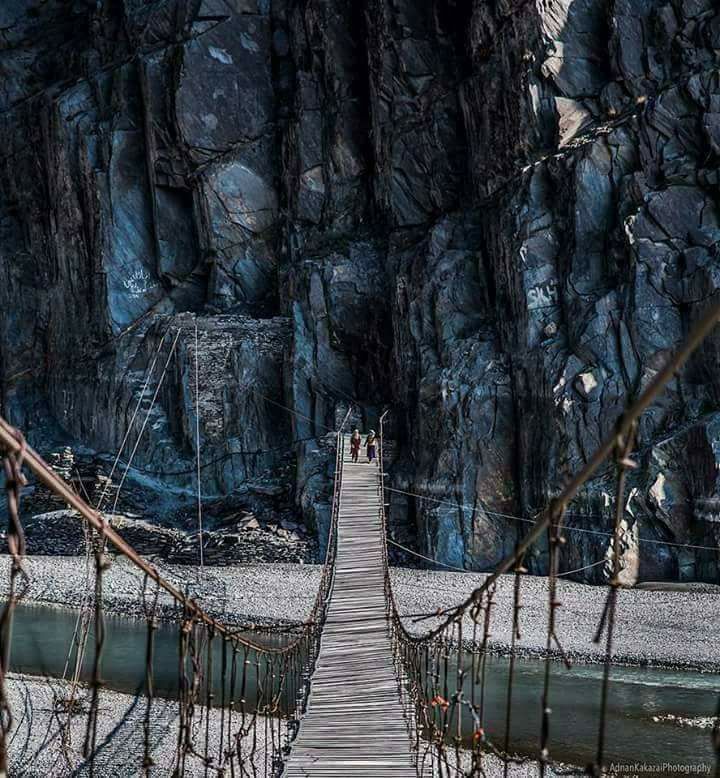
[
  {"left": 283, "top": 435, "right": 414, "bottom": 777},
  {"left": 0, "top": 300, "right": 719, "bottom": 777}
]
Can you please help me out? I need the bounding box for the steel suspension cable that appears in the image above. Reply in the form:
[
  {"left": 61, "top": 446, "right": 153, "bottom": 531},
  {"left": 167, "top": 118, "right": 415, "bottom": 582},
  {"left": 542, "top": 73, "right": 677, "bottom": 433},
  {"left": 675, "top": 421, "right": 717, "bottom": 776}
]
[
  {"left": 110, "top": 327, "right": 183, "bottom": 517},
  {"left": 95, "top": 324, "right": 171, "bottom": 512},
  {"left": 592, "top": 421, "right": 638, "bottom": 772},
  {"left": 383, "top": 484, "right": 720, "bottom": 554},
  {"left": 54, "top": 325, "right": 173, "bottom": 679}
]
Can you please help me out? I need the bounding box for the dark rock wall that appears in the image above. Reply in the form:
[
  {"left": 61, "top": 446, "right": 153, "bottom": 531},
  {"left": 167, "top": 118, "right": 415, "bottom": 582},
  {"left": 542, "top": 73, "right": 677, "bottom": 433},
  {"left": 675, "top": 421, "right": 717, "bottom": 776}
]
[{"left": 1, "top": 0, "right": 719, "bottom": 582}]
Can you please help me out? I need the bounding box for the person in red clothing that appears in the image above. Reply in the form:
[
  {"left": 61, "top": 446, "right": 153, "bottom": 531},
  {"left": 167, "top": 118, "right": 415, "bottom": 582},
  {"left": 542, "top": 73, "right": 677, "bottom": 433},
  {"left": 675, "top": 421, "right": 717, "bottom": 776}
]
[{"left": 350, "top": 429, "right": 361, "bottom": 462}]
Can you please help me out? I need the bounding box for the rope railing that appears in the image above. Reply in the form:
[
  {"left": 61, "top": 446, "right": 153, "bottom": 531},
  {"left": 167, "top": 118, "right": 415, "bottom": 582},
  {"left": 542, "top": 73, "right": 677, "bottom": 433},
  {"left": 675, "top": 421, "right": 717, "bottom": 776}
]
[
  {"left": 0, "top": 408, "right": 353, "bottom": 776},
  {"left": 378, "top": 298, "right": 720, "bottom": 776}
]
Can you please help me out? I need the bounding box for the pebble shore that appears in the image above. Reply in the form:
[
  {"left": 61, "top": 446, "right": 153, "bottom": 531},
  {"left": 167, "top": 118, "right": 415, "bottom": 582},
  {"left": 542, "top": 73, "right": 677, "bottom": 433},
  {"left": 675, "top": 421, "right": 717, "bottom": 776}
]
[
  {"left": 2, "top": 555, "right": 718, "bottom": 670},
  {"left": 6, "top": 673, "right": 270, "bottom": 777},
  {"left": 394, "top": 568, "right": 720, "bottom": 671}
]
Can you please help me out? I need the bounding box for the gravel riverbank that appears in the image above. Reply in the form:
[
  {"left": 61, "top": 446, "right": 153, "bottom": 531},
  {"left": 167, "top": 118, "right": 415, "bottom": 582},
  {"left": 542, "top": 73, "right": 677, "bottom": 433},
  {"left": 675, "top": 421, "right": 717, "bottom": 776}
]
[
  {"left": 2, "top": 555, "right": 718, "bottom": 671},
  {"left": 6, "top": 673, "right": 270, "bottom": 777}
]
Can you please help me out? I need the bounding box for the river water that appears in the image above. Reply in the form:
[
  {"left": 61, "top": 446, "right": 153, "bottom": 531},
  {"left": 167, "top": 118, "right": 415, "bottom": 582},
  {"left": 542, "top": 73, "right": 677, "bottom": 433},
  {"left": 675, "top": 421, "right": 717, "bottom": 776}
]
[
  {"left": 445, "top": 652, "right": 717, "bottom": 771},
  {"left": 8, "top": 604, "right": 717, "bottom": 772}
]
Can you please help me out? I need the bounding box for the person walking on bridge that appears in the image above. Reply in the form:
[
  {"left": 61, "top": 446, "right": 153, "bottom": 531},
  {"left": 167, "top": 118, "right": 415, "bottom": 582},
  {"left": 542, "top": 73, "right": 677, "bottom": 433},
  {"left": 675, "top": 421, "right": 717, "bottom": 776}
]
[
  {"left": 365, "top": 430, "right": 378, "bottom": 464},
  {"left": 350, "top": 429, "right": 361, "bottom": 462}
]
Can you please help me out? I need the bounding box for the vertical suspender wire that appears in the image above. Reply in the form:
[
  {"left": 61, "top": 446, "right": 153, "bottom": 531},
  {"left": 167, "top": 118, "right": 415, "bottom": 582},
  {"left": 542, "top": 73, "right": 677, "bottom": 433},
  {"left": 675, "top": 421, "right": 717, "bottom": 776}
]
[
  {"left": 176, "top": 609, "right": 191, "bottom": 777},
  {"left": 239, "top": 644, "right": 248, "bottom": 776},
  {"left": 470, "top": 606, "right": 480, "bottom": 774},
  {"left": 713, "top": 695, "right": 720, "bottom": 778},
  {"left": 188, "top": 622, "right": 202, "bottom": 763},
  {"left": 592, "top": 420, "right": 637, "bottom": 774},
  {"left": 219, "top": 636, "right": 227, "bottom": 770},
  {"left": 249, "top": 656, "right": 260, "bottom": 778},
  {"left": 228, "top": 643, "right": 238, "bottom": 777},
  {"left": 442, "top": 631, "right": 450, "bottom": 754},
  {"left": 418, "top": 644, "right": 427, "bottom": 763},
  {"left": 203, "top": 626, "right": 214, "bottom": 776},
  {"left": 435, "top": 639, "right": 445, "bottom": 777},
  {"left": 195, "top": 318, "right": 204, "bottom": 573},
  {"left": 141, "top": 573, "right": 160, "bottom": 775},
  {"left": 96, "top": 325, "right": 170, "bottom": 512},
  {"left": 474, "top": 586, "right": 494, "bottom": 775},
  {"left": 454, "top": 617, "right": 463, "bottom": 775},
  {"left": 83, "top": 522, "right": 109, "bottom": 775},
  {"left": 539, "top": 499, "right": 569, "bottom": 777},
  {"left": 264, "top": 657, "right": 271, "bottom": 778},
  {"left": 503, "top": 554, "right": 525, "bottom": 778}
]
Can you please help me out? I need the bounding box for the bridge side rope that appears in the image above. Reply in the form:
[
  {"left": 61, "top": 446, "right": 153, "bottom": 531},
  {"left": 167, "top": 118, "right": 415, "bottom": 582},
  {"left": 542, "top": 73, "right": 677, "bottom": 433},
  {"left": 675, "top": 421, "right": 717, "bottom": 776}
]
[
  {"left": 0, "top": 428, "right": 28, "bottom": 777},
  {"left": 0, "top": 407, "right": 353, "bottom": 777},
  {"left": 377, "top": 298, "right": 720, "bottom": 777}
]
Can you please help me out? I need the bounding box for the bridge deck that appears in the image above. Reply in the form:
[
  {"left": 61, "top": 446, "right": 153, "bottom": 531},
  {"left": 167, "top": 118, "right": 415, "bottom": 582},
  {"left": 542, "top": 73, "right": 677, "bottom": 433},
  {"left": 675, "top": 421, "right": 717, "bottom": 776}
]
[{"left": 283, "top": 438, "right": 415, "bottom": 777}]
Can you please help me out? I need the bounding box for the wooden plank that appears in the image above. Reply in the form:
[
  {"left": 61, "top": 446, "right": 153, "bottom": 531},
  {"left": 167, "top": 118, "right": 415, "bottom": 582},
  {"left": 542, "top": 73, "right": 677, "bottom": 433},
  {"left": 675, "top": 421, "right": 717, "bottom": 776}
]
[{"left": 282, "top": 438, "right": 416, "bottom": 777}]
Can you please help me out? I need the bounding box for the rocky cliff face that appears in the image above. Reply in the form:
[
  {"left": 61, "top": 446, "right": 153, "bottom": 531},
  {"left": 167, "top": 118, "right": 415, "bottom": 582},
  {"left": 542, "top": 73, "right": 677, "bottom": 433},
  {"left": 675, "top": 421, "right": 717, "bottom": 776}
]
[{"left": 1, "top": 0, "right": 719, "bottom": 582}]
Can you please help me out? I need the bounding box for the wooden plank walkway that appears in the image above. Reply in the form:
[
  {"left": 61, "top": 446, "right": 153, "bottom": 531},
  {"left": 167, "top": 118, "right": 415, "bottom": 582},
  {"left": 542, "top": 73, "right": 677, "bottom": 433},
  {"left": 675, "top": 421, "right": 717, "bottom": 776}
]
[{"left": 283, "top": 437, "right": 416, "bottom": 777}]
